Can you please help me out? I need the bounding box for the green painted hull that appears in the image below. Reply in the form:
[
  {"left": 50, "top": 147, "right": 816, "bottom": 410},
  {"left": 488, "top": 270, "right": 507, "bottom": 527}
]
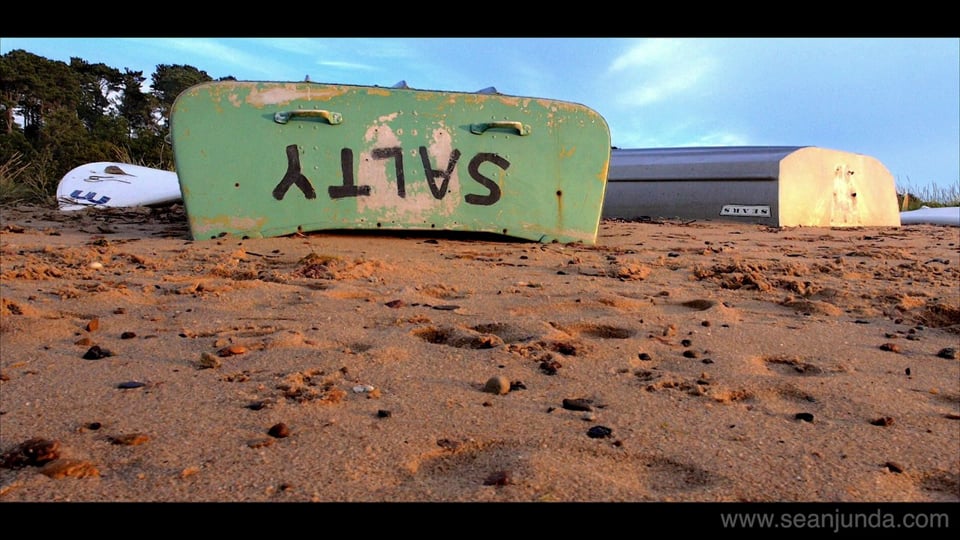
[{"left": 170, "top": 81, "right": 610, "bottom": 244}]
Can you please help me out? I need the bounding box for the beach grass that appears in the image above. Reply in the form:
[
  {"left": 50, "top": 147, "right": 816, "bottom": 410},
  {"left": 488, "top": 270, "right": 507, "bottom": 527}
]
[
  {"left": 896, "top": 179, "right": 960, "bottom": 210},
  {"left": 0, "top": 152, "right": 56, "bottom": 207}
]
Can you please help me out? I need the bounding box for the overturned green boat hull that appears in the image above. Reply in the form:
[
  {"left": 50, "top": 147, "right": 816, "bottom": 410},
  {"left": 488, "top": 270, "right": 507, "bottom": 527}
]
[{"left": 170, "top": 81, "right": 610, "bottom": 244}]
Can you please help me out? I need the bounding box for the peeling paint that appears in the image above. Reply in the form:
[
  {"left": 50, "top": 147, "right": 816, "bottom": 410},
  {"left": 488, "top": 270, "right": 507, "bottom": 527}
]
[
  {"left": 191, "top": 215, "right": 269, "bottom": 236},
  {"left": 357, "top": 124, "right": 462, "bottom": 221},
  {"left": 244, "top": 83, "right": 346, "bottom": 107},
  {"left": 375, "top": 112, "right": 400, "bottom": 125}
]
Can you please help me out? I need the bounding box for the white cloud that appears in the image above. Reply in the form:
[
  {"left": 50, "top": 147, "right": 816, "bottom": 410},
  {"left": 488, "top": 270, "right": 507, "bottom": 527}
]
[
  {"left": 607, "top": 39, "right": 717, "bottom": 108},
  {"left": 608, "top": 38, "right": 686, "bottom": 71},
  {"left": 124, "top": 38, "right": 277, "bottom": 78},
  {"left": 316, "top": 60, "right": 376, "bottom": 71}
]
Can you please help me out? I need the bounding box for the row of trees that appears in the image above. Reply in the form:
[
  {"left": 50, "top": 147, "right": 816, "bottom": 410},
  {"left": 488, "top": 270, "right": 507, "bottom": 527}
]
[{"left": 0, "top": 49, "right": 232, "bottom": 203}]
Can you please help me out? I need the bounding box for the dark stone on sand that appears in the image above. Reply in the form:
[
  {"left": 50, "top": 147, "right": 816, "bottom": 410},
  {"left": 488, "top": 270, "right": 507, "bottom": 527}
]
[
  {"left": 936, "top": 347, "right": 958, "bottom": 360},
  {"left": 483, "top": 470, "right": 512, "bottom": 486},
  {"left": 384, "top": 299, "right": 405, "bottom": 308},
  {"left": 246, "top": 401, "right": 267, "bottom": 411},
  {"left": 879, "top": 343, "right": 901, "bottom": 353},
  {"left": 268, "top": 423, "right": 290, "bottom": 438},
  {"left": 83, "top": 345, "right": 113, "bottom": 359},
  {"left": 377, "top": 410, "right": 392, "bottom": 418},
  {"left": 795, "top": 412, "right": 815, "bottom": 423},
  {"left": 116, "top": 381, "right": 146, "bottom": 389},
  {"left": 870, "top": 416, "right": 895, "bottom": 427},
  {"left": 683, "top": 350, "right": 699, "bottom": 359},
  {"left": 587, "top": 425, "right": 613, "bottom": 439},
  {"left": 884, "top": 461, "right": 904, "bottom": 473},
  {"left": 120, "top": 331, "right": 136, "bottom": 339},
  {"left": 638, "top": 352, "right": 652, "bottom": 361},
  {"left": 563, "top": 398, "right": 594, "bottom": 412},
  {"left": 681, "top": 339, "right": 693, "bottom": 347}
]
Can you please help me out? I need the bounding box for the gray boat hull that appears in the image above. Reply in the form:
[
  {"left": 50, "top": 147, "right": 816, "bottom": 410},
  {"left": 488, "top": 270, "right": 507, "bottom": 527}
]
[{"left": 602, "top": 146, "right": 901, "bottom": 227}]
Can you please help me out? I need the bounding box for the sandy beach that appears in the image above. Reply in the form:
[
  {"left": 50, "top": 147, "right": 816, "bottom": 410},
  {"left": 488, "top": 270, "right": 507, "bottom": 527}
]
[{"left": 0, "top": 203, "right": 957, "bottom": 504}]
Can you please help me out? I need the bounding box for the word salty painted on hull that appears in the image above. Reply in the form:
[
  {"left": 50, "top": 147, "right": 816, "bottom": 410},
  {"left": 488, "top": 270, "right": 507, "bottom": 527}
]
[
  {"left": 272, "top": 144, "right": 508, "bottom": 206},
  {"left": 720, "top": 205, "right": 772, "bottom": 217}
]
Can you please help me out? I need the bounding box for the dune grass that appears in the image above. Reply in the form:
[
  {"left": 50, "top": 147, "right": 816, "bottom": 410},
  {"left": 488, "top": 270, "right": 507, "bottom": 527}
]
[
  {"left": 0, "top": 151, "right": 57, "bottom": 207},
  {"left": 895, "top": 179, "right": 960, "bottom": 210}
]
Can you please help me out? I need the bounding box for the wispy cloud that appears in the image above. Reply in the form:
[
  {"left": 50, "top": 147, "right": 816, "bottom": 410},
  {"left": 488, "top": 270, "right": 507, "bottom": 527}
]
[
  {"left": 609, "top": 110, "right": 749, "bottom": 150},
  {"left": 608, "top": 39, "right": 685, "bottom": 71},
  {"left": 123, "top": 38, "right": 278, "bottom": 78},
  {"left": 607, "top": 39, "right": 717, "bottom": 107},
  {"left": 315, "top": 60, "right": 376, "bottom": 71},
  {"left": 256, "top": 38, "right": 419, "bottom": 80}
]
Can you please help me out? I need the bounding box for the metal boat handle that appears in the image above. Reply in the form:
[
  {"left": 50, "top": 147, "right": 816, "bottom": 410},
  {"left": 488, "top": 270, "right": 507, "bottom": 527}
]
[
  {"left": 470, "top": 121, "right": 532, "bottom": 136},
  {"left": 274, "top": 110, "right": 343, "bottom": 125}
]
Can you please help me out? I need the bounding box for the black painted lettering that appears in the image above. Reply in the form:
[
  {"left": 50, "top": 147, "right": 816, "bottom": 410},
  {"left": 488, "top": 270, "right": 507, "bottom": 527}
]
[
  {"left": 329, "top": 148, "right": 371, "bottom": 199},
  {"left": 372, "top": 147, "right": 405, "bottom": 198},
  {"left": 418, "top": 146, "right": 461, "bottom": 199},
  {"left": 465, "top": 152, "right": 506, "bottom": 206},
  {"left": 273, "top": 145, "right": 317, "bottom": 200}
]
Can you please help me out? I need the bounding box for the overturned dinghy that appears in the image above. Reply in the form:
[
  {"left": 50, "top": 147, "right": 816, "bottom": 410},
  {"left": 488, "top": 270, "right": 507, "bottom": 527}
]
[
  {"left": 170, "top": 80, "right": 611, "bottom": 244},
  {"left": 602, "top": 146, "right": 901, "bottom": 227}
]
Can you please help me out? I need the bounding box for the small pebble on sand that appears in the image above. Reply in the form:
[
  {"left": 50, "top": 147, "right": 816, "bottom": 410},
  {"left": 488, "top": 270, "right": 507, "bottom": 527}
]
[
  {"left": 879, "top": 343, "right": 901, "bottom": 353},
  {"left": 484, "top": 376, "right": 510, "bottom": 395},
  {"left": 268, "top": 423, "right": 290, "bottom": 438},
  {"left": 936, "top": 347, "right": 958, "bottom": 360}
]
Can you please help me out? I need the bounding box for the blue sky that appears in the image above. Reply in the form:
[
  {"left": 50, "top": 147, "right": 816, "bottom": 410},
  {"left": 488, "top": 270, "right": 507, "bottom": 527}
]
[{"left": 3, "top": 37, "right": 958, "bottom": 193}]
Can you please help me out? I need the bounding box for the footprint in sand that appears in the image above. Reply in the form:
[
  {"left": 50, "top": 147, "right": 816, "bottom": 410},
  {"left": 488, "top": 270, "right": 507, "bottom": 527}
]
[
  {"left": 401, "top": 438, "right": 726, "bottom": 500},
  {"left": 399, "top": 439, "right": 530, "bottom": 494},
  {"left": 553, "top": 322, "right": 636, "bottom": 339},
  {"left": 640, "top": 455, "right": 725, "bottom": 495},
  {"left": 761, "top": 354, "right": 828, "bottom": 376},
  {"left": 918, "top": 470, "right": 960, "bottom": 501},
  {"left": 412, "top": 321, "right": 550, "bottom": 350},
  {"left": 470, "top": 322, "right": 537, "bottom": 344},
  {"left": 412, "top": 325, "right": 504, "bottom": 349}
]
